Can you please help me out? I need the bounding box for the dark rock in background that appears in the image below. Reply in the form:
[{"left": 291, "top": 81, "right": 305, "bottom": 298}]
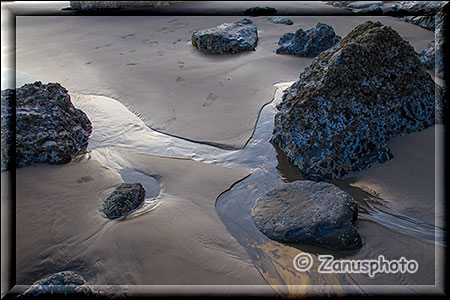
[
  {"left": 267, "top": 16, "right": 293, "bottom": 25},
  {"left": 191, "top": 18, "right": 258, "bottom": 54},
  {"left": 103, "top": 183, "right": 146, "bottom": 220},
  {"left": 272, "top": 21, "right": 437, "bottom": 181},
  {"left": 276, "top": 23, "right": 341, "bottom": 57},
  {"left": 252, "top": 181, "right": 361, "bottom": 250},
  {"left": 243, "top": 6, "right": 277, "bottom": 16},
  {"left": 1, "top": 81, "right": 92, "bottom": 171}
]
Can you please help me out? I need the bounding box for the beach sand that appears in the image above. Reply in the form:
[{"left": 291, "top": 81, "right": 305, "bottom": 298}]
[
  {"left": 12, "top": 12, "right": 434, "bottom": 149},
  {"left": 14, "top": 149, "right": 277, "bottom": 294},
  {"left": 2, "top": 1, "right": 445, "bottom": 297}
]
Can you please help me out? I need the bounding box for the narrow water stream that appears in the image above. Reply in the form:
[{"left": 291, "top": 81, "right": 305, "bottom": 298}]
[{"left": 72, "top": 81, "right": 443, "bottom": 293}]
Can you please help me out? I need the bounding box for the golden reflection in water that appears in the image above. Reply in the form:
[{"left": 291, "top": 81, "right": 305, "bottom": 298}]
[{"left": 246, "top": 239, "right": 363, "bottom": 298}]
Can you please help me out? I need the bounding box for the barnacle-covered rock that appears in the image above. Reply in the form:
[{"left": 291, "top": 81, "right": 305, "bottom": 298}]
[
  {"left": 1, "top": 81, "right": 92, "bottom": 171},
  {"left": 271, "top": 21, "right": 437, "bottom": 181},
  {"left": 276, "top": 23, "right": 341, "bottom": 57},
  {"left": 252, "top": 181, "right": 361, "bottom": 250},
  {"left": 103, "top": 183, "right": 146, "bottom": 220},
  {"left": 191, "top": 18, "right": 258, "bottom": 54},
  {"left": 267, "top": 16, "right": 293, "bottom": 25},
  {"left": 23, "top": 271, "right": 95, "bottom": 296}
]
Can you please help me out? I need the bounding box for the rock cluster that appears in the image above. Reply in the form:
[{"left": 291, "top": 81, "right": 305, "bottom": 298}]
[
  {"left": 1, "top": 81, "right": 92, "bottom": 171},
  {"left": 191, "top": 18, "right": 258, "bottom": 54},
  {"left": 103, "top": 183, "right": 146, "bottom": 220},
  {"left": 271, "top": 21, "right": 437, "bottom": 181},
  {"left": 69, "top": 1, "right": 182, "bottom": 10},
  {"left": 276, "top": 23, "right": 341, "bottom": 57},
  {"left": 267, "top": 16, "right": 293, "bottom": 25},
  {"left": 252, "top": 181, "right": 361, "bottom": 250},
  {"left": 243, "top": 6, "right": 277, "bottom": 16},
  {"left": 23, "top": 271, "right": 95, "bottom": 296},
  {"left": 391, "top": 1, "right": 447, "bottom": 31}
]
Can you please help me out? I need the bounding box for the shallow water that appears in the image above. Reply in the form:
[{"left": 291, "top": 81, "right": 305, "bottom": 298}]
[
  {"left": 10, "top": 73, "right": 444, "bottom": 295},
  {"left": 71, "top": 81, "right": 444, "bottom": 294}
]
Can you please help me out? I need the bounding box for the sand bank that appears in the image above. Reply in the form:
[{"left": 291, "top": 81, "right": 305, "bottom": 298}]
[
  {"left": 13, "top": 13, "right": 434, "bottom": 149},
  {"left": 15, "top": 149, "right": 275, "bottom": 295}
]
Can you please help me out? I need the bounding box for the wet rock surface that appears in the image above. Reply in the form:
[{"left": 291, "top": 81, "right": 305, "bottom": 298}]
[
  {"left": 276, "top": 23, "right": 341, "bottom": 57},
  {"left": 23, "top": 271, "right": 95, "bottom": 296},
  {"left": 271, "top": 21, "right": 437, "bottom": 181},
  {"left": 1, "top": 81, "right": 92, "bottom": 171},
  {"left": 191, "top": 18, "right": 258, "bottom": 54},
  {"left": 267, "top": 16, "right": 293, "bottom": 25},
  {"left": 103, "top": 183, "right": 146, "bottom": 220},
  {"left": 252, "top": 181, "right": 361, "bottom": 250},
  {"left": 243, "top": 6, "right": 277, "bottom": 16}
]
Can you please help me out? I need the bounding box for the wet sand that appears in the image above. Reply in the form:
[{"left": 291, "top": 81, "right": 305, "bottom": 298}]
[
  {"left": 15, "top": 149, "right": 276, "bottom": 292},
  {"left": 12, "top": 13, "right": 434, "bottom": 149},
  {"left": 2, "top": 1, "right": 444, "bottom": 297}
]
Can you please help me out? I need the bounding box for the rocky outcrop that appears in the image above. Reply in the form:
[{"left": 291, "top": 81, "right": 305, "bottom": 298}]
[
  {"left": 69, "top": 1, "right": 182, "bottom": 10},
  {"left": 1, "top": 82, "right": 92, "bottom": 171},
  {"left": 252, "top": 181, "right": 361, "bottom": 250},
  {"left": 271, "top": 21, "right": 437, "bottom": 181},
  {"left": 347, "top": 1, "right": 383, "bottom": 9},
  {"left": 419, "top": 40, "right": 435, "bottom": 70},
  {"left": 267, "top": 16, "right": 293, "bottom": 25},
  {"left": 391, "top": 1, "right": 447, "bottom": 31},
  {"left": 355, "top": 4, "right": 384, "bottom": 15},
  {"left": 103, "top": 183, "right": 146, "bottom": 220},
  {"left": 191, "top": 18, "right": 258, "bottom": 54},
  {"left": 276, "top": 23, "right": 341, "bottom": 57},
  {"left": 23, "top": 271, "right": 95, "bottom": 296},
  {"left": 243, "top": 6, "right": 277, "bottom": 16}
]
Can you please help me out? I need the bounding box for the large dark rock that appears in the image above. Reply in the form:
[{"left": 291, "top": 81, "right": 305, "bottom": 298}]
[
  {"left": 1, "top": 81, "right": 92, "bottom": 171},
  {"left": 355, "top": 4, "right": 384, "bottom": 15},
  {"left": 23, "top": 271, "right": 95, "bottom": 296},
  {"left": 243, "top": 6, "right": 277, "bottom": 16},
  {"left": 392, "top": 1, "right": 448, "bottom": 31},
  {"left": 103, "top": 183, "right": 146, "bottom": 220},
  {"left": 276, "top": 23, "right": 341, "bottom": 57},
  {"left": 191, "top": 18, "right": 258, "bottom": 54},
  {"left": 271, "top": 21, "right": 437, "bottom": 181},
  {"left": 252, "top": 181, "right": 361, "bottom": 250},
  {"left": 347, "top": 1, "right": 383, "bottom": 9}
]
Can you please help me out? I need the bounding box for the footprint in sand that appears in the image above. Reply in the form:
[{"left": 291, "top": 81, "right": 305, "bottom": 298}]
[
  {"left": 203, "top": 93, "right": 217, "bottom": 107},
  {"left": 121, "top": 33, "right": 135, "bottom": 39},
  {"left": 176, "top": 76, "right": 185, "bottom": 83},
  {"left": 157, "top": 50, "right": 164, "bottom": 56},
  {"left": 177, "top": 61, "right": 184, "bottom": 68},
  {"left": 168, "top": 19, "right": 178, "bottom": 23}
]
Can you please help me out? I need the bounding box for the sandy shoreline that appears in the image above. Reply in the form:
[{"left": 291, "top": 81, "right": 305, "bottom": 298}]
[{"left": 1, "top": 1, "right": 445, "bottom": 297}]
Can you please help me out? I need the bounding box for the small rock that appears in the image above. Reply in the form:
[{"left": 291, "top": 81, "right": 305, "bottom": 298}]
[
  {"left": 1, "top": 81, "right": 92, "bottom": 171},
  {"left": 103, "top": 183, "right": 146, "bottom": 220},
  {"left": 276, "top": 23, "right": 341, "bottom": 57},
  {"left": 419, "top": 40, "right": 435, "bottom": 70},
  {"left": 23, "top": 271, "right": 95, "bottom": 296},
  {"left": 267, "top": 16, "right": 293, "bottom": 25},
  {"left": 252, "top": 181, "right": 362, "bottom": 250},
  {"left": 356, "top": 4, "right": 384, "bottom": 15},
  {"left": 191, "top": 18, "right": 258, "bottom": 54},
  {"left": 243, "top": 6, "right": 277, "bottom": 16}
]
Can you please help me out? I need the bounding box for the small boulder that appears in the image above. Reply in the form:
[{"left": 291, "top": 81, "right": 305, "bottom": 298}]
[
  {"left": 103, "top": 183, "right": 146, "bottom": 220},
  {"left": 23, "top": 271, "right": 95, "bottom": 296},
  {"left": 244, "top": 6, "right": 277, "bottom": 16},
  {"left": 1, "top": 81, "right": 92, "bottom": 171},
  {"left": 252, "top": 181, "right": 361, "bottom": 250},
  {"left": 355, "top": 4, "right": 384, "bottom": 15},
  {"left": 191, "top": 18, "right": 258, "bottom": 54},
  {"left": 272, "top": 21, "right": 437, "bottom": 180},
  {"left": 267, "top": 16, "right": 293, "bottom": 25},
  {"left": 276, "top": 23, "right": 341, "bottom": 57}
]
